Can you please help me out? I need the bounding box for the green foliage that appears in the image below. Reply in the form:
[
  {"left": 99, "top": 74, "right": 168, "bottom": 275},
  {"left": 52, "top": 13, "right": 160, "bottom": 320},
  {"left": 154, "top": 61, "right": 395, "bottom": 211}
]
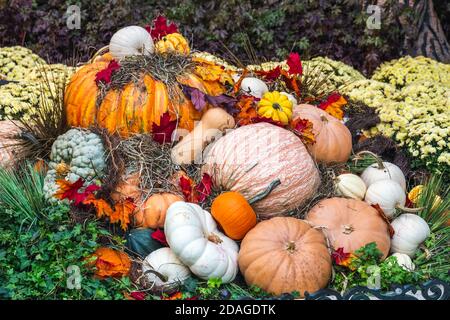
[
  {"left": 0, "top": 163, "right": 47, "bottom": 225},
  {"left": 0, "top": 202, "right": 133, "bottom": 299},
  {"left": 332, "top": 243, "right": 425, "bottom": 292}
]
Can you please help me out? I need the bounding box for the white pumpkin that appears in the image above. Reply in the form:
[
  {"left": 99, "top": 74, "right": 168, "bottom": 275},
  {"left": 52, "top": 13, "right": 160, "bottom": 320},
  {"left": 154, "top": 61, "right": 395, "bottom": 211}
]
[
  {"left": 364, "top": 179, "right": 406, "bottom": 218},
  {"left": 240, "top": 77, "right": 269, "bottom": 99},
  {"left": 142, "top": 247, "right": 191, "bottom": 294},
  {"left": 335, "top": 173, "right": 367, "bottom": 200},
  {"left": 109, "top": 26, "right": 154, "bottom": 60},
  {"left": 280, "top": 92, "right": 297, "bottom": 106},
  {"left": 390, "top": 213, "right": 430, "bottom": 257},
  {"left": 361, "top": 160, "right": 406, "bottom": 191},
  {"left": 391, "top": 253, "right": 415, "bottom": 271},
  {"left": 164, "top": 201, "right": 239, "bottom": 283}
]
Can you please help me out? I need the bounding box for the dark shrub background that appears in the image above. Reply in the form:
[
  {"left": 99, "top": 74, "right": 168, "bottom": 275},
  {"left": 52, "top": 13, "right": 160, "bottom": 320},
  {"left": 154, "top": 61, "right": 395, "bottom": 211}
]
[{"left": 1, "top": 0, "right": 449, "bottom": 75}]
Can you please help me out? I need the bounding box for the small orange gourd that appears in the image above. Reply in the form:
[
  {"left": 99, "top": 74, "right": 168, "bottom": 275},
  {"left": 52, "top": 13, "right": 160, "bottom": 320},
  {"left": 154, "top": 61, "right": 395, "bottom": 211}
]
[
  {"left": 134, "top": 193, "right": 183, "bottom": 229},
  {"left": 211, "top": 192, "right": 257, "bottom": 240},
  {"left": 110, "top": 172, "right": 141, "bottom": 202}
]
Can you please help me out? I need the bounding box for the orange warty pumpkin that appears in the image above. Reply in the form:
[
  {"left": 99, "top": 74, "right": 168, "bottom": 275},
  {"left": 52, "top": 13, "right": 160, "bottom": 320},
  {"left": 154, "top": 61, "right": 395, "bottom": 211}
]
[
  {"left": 211, "top": 191, "right": 257, "bottom": 240},
  {"left": 64, "top": 54, "right": 226, "bottom": 137},
  {"left": 110, "top": 172, "right": 141, "bottom": 202},
  {"left": 134, "top": 193, "right": 183, "bottom": 229},
  {"left": 306, "top": 197, "right": 391, "bottom": 259},
  {"left": 293, "top": 104, "right": 352, "bottom": 164},
  {"left": 239, "top": 217, "right": 332, "bottom": 296}
]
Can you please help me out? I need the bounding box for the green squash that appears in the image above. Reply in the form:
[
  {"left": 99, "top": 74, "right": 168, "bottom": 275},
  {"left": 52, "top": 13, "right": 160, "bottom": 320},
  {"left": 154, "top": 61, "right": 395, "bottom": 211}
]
[{"left": 125, "top": 228, "right": 163, "bottom": 258}]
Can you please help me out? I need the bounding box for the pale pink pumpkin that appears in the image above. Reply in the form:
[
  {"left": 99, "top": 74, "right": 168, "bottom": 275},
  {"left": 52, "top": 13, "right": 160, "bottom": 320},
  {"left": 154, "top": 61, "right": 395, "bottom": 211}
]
[
  {"left": 293, "top": 104, "right": 352, "bottom": 164},
  {"left": 306, "top": 197, "right": 391, "bottom": 259},
  {"left": 202, "top": 123, "right": 320, "bottom": 218},
  {"left": 0, "top": 120, "right": 22, "bottom": 168}
]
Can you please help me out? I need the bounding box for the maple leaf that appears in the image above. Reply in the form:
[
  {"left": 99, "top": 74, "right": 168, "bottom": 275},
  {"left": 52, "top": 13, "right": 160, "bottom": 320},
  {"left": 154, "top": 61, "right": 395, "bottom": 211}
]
[
  {"left": 371, "top": 204, "right": 395, "bottom": 237},
  {"left": 83, "top": 195, "right": 113, "bottom": 219},
  {"left": 149, "top": 15, "right": 179, "bottom": 40},
  {"left": 286, "top": 52, "right": 303, "bottom": 75},
  {"left": 111, "top": 198, "right": 136, "bottom": 230},
  {"left": 280, "top": 69, "right": 301, "bottom": 96},
  {"left": 236, "top": 96, "right": 257, "bottom": 126},
  {"left": 318, "top": 93, "right": 347, "bottom": 120},
  {"left": 129, "top": 291, "right": 146, "bottom": 300},
  {"left": 332, "top": 247, "right": 355, "bottom": 268},
  {"left": 152, "top": 112, "right": 177, "bottom": 144},
  {"left": 255, "top": 66, "right": 282, "bottom": 81},
  {"left": 179, "top": 175, "right": 197, "bottom": 203},
  {"left": 54, "top": 179, "right": 100, "bottom": 206},
  {"left": 290, "top": 118, "right": 316, "bottom": 145},
  {"left": 95, "top": 60, "right": 120, "bottom": 85},
  {"left": 151, "top": 229, "right": 168, "bottom": 246},
  {"left": 195, "top": 173, "right": 213, "bottom": 203},
  {"left": 194, "top": 63, "right": 224, "bottom": 82}
]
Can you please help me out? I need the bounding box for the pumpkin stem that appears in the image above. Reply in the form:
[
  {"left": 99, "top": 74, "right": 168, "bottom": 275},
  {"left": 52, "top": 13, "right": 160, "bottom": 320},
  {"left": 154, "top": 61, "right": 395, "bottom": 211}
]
[
  {"left": 207, "top": 233, "right": 223, "bottom": 244},
  {"left": 286, "top": 241, "right": 296, "bottom": 253},
  {"left": 342, "top": 224, "right": 354, "bottom": 234},
  {"left": 143, "top": 269, "right": 168, "bottom": 283},
  {"left": 320, "top": 115, "right": 328, "bottom": 123},
  {"left": 355, "top": 150, "right": 385, "bottom": 169},
  {"left": 396, "top": 205, "right": 425, "bottom": 213},
  {"left": 88, "top": 45, "right": 109, "bottom": 64},
  {"left": 248, "top": 179, "right": 281, "bottom": 205}
]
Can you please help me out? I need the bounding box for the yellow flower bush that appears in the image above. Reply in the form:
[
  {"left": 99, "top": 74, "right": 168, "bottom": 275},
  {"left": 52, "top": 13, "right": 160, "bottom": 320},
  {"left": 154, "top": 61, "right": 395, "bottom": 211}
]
[
  {"left": 0, "top": 46, "right": 46, "bottom": 80},
  {"left": 372, "top": 55, "right": 450, "bottom": 89}
]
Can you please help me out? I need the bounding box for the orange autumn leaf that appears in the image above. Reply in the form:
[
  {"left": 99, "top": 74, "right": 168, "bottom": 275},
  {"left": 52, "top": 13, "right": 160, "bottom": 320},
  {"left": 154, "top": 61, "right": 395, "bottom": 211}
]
[
  {"left": 90, "top": 247, "right": 131, "bottom": 278},
  {"left": 290, "top": 118, "right": 316, "bottom": 145},
  {"left": 236, "top": 96, "right": 257, "bottom": 126},
  {"left": 110, "top": 198, "right": 136, "bottom": 230},
  {"left": 83, "top": 194, "right": 113, "bottom": 219},
  {"left": 194, "top": 60, "right": 224, "bottom": 82},
  {"left": 280, "top": 69, "right": 301, "bottom": 97},
  {"left": 233, "top": 69, "right": 249, "bottom": 94},
  {"left": 318, "top": 93, "right": 347, "bottom": 120},
  {"left": 162, "top": 291, "right": 183, "bottom": 300}
]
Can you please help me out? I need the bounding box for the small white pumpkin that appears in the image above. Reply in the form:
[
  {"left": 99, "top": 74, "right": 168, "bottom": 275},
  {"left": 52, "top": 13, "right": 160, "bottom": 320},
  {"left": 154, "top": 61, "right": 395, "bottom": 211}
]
[
  {"left": 390, "top": 213, "right": 430, "bottom": 257},
  {"left": 164, "top": 201, "right": 239, "bottom": 283},
  {"left": 335, "top": 173, "right": 367, "bottom": 200},
  {"left": 240, "top": 77, "right": 269, "bottom": 99},
  {"left": 280, "top": 92, "right": 297, "bottom": 106},
  {"left": 109, "top": 26, "right": 154, "bottom": 60},
  {"left": 391, "top": 253, "right": 415, "bottom": 271},
  {"left": 364, "top": 179, "right": 406, "bottom": 218},
  {"left": 361, "top": 159, "right": 406, "bottom": 191},
  {"left": 142, "top": 247, "right": 191, "bottom": 294}
]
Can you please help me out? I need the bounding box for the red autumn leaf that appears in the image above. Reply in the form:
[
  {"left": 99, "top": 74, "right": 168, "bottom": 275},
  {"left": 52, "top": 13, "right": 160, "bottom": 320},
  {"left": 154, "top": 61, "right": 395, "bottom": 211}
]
[
  {"left": 251, "top": 116, "right": 285, "bottom": 128},
  {"left": 371, "top": 204, "right": 395, "bottom": 237},
  {"left": 318, "top": 93, "right": 347, "bottom": 120},
  {"left": 152, "top": 112, "right": 177, "bottom": 144},
  {"left": 255, "top": 66, "right": 282, "bottom": 81},
  {"left": 290, "top": 118, "right": 316, "bottom": 145},
  {"left": 54, "top": 179, "right": 100, "bottom": 206},
  {"left": 149, "top": 15, "right": 179, "bottom": 40},
  {"left": 130, "top": 291, "right": 146, "bottom": 300},
  {"left": 286, "top": 52, "right": 303, "bottom": 75},
  {"left": 151, "top": 229, "right": 168, "bottom": 246},
  {"left": 332, "top": 247, "right": 352, "bottom": 265},
  {"left": 185, "top": 296, "right": 198, "bottom": 300},
  {"left": 195, "top": 173, "right": 213, "bottom": 203},
  {"left": 179, "top": 175, "right": 197, "bottom": 203},
  {"left": 95, "top": 60, "right": 120, "bottom": 85}
]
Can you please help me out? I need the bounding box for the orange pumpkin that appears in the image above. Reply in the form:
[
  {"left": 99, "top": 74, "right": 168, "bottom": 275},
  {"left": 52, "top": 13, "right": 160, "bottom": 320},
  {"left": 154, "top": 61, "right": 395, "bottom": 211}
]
[
  {"left": 134, "top": 193, "right": 183, "bottom": 229},
  {"left": 239, "top": 217, "right": 331, "bottom": 296},
  {"left": 293, "top": 104, "right": 352, "bottom": 164},
  {"left": 211, "top": 192, "right": 257, "bottom": 240},
  {"left": 64, "top": 54, "right": 226, "bottom": 137},
  {"left": 110, "top": 172, "right": 141, "bottom": 202},
  {"left": 306, "top": 197, "right": 391, "bottom": 259}
]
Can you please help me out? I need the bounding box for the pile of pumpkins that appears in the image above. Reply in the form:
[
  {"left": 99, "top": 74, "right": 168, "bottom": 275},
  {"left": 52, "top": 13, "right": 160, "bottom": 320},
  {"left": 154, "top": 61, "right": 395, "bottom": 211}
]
[{"left": 57, "top": 24, "right": 433, "bottom": 297}]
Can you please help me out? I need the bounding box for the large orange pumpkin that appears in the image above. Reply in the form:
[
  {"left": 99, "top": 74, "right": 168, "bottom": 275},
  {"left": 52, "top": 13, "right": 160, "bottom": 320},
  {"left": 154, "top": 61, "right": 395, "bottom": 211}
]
[
  {"left": 64, "top": 54, "right": 226, "bottom": 137},
  {"left": 293, "top": 104, "right": 352, "bottom": 164},
  {"left": 134, "top": 193, "right": 183, "bottom": 229},
  {"left": 211, "top": 191, "right": 257, "bottom": 240},
  {"left": 239, "top": 217, "right": 332, "bottom": 296},
  {"left": 306, "top": 197, "right": 391, "bottom": 259}
]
